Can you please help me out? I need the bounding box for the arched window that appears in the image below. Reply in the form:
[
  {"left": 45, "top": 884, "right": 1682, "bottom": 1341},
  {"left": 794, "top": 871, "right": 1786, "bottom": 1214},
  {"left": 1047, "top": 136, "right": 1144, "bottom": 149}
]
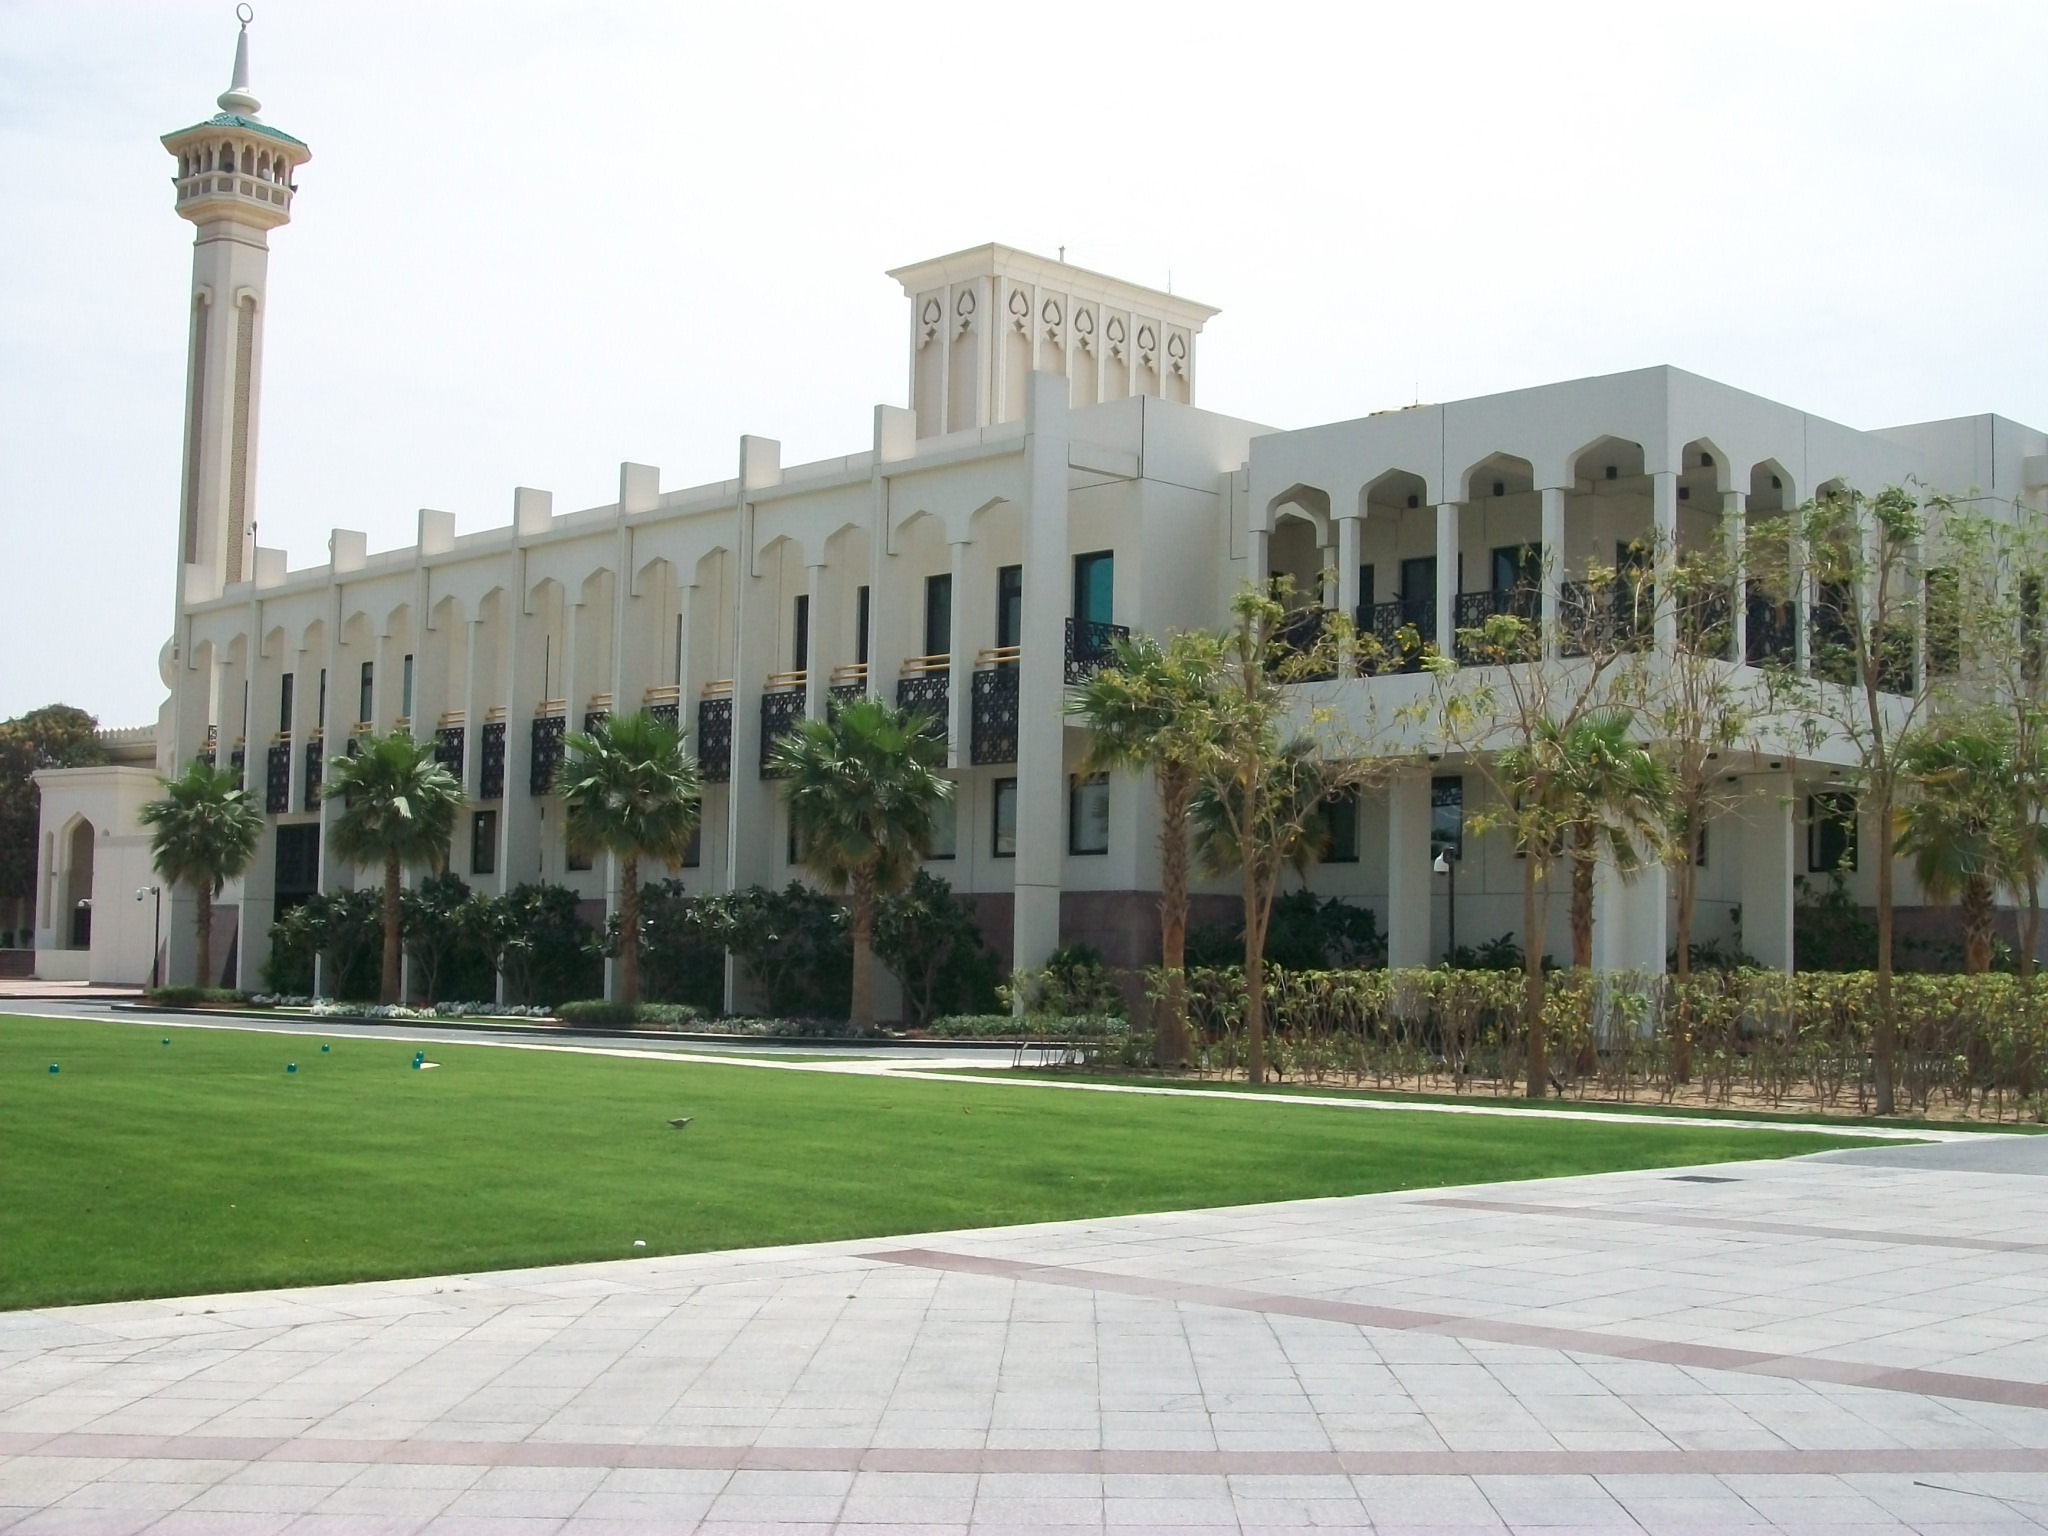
[
  {"left": 240, "top": 146, "right": 254, "bottom": 174},
  {"left": 220, "top": 141, "right": 233, "bottom": 170},
  {"left": 257, "top": 152, "right": 270, "bottom": 178}
]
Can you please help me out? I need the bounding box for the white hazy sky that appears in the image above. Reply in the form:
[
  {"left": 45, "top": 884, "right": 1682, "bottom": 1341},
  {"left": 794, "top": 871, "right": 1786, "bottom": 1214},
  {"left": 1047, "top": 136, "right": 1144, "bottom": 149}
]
[{"left": 4, "top": 1, "right": 2045, "bottom": 728}]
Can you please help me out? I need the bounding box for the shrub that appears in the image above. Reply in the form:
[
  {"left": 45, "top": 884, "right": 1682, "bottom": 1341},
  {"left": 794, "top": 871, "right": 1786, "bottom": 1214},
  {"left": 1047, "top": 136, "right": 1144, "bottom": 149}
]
[
  {"left": 470, "top": 882, "right": 602, "bottom": 1006},
  {"left": 689, "top": 883, "right": 851, "bottom": 1018},
  {"left": 628, "top": 880, "right": 727, "bottom": 1011},
  {"left": 1185, "top": 892, "right": 1387, "bottom": 971},
  {"left": 929, "top": 1013, "right": 1128, "bottom": 1040},
  {"left": 400, "top": 871, "right": 495, "bottom": 1004},
  {"left": 143, "top": 986, "right": 247, "bottom": 1007},
  {"left": 555, "top": 999, "right": 706, "bottom": 1028},
  {"left": 263, "top": 888, "right": 382, "bottom": 999},
  {"left": 873, "top": 870, "right": 1002, "bottom": 1028},
  {"left": 1007, "top": 943, "right": 1127, "bottom": 1019}
]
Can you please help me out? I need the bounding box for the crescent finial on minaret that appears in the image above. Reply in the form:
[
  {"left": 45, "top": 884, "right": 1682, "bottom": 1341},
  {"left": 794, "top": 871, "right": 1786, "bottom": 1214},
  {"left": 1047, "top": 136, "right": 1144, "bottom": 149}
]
[{"left": 218, "top": 5, "right": 261, "bottom": 118}]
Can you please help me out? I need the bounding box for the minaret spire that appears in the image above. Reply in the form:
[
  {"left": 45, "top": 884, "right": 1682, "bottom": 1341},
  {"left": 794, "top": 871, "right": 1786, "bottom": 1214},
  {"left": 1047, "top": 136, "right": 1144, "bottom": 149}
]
[{"left": 218, "top": 4, "right": 261, "bottom": 118}]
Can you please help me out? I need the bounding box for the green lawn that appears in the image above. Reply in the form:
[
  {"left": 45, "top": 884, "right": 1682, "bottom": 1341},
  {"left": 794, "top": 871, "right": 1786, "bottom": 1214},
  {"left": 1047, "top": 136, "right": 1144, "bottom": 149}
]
[{"left": 3, "top": 1016, "right": 1884, "bottom": 1311}]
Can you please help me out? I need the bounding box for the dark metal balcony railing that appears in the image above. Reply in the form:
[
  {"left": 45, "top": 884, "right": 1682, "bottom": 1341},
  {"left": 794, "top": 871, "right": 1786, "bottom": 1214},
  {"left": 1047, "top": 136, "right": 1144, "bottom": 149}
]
[
  {"left": 433, "top": 725, "right": 465, "bottom": 779},
  {"left": 1267, "top": 606, "right": 1337, "bottom": 682},
  {"left": 970, "top": 658, "right": 1020, "bottom": 765},
  {"left": 696, "top": 695, "right": 732, "bottom": 782},
  {"left": 228, "top": 742, "right": 246, "bottom": 787},
  {"left": 1359, "top": 599, "right": 1434, "bottom": 674},
  {"left": 1065, "top": 617, "right": 1129, "bottom": 684},
  {"left": 1744, "top": 586, "right": 1795, "bottom": 667},
  {"left": 530, "top": 712, "right": 566, "bottom": 795},
  {"left": 827, "top": 682, "right": 863, "bottom": 717},
  {"left": 1676, "top": 584, "right": 1733, "bottom": 659},
  {"left": 759, "top": 687, "right": 805, "bottom": 776},
  {"left": 1452, "top": 588, "right": 1540, "bottom": 664},
  {"left": 479, "top": 720, "right": 507, "bottom": 799},
  {"left": 1557, "top": 581, "right": 1652, "bottom": 657},
  {"left": 897, "top": 668, "right": 949, "bottom": 741},
  {"left": 583, "top": 710, "right": 609, "bottom": 735},
  {"left": 303, "top": 736, "right": 323, "bottom": 811},
  {"left": 643, "top": 685, "right": 682, "bottom": 730},
  {"left": 265, "top": 742, "right": 291, "bottom": 815}
]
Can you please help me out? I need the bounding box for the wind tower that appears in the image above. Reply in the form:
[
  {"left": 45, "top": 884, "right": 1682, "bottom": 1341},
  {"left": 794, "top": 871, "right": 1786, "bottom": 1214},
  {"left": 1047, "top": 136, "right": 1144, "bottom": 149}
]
[{"left": 161, "top": 6, "right": 309, "bottom": 604}]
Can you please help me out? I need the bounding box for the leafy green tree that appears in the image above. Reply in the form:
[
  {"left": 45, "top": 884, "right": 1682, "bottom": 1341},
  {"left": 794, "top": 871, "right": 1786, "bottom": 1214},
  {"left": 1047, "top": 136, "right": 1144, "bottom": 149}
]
[
  {"left": 1068, "top": 629, "right": 1225, "bottom": 1064},
  {"left": 1518, "top": 713, "right": 1668, "bottom": 970},
  {"left": 0, "top": 704, "right": 105, "bottom": 927},
  {"left": 687, "top": 882, "right": 851, "bottom": 1017},
  {"left": 322, "top": 731, "right": 465, "bottom": 1003},
  {"left": 873, "top": 869, "right": 1002, "bottom": 1029},
  {"left": 555, "top": 710, "right": 702, "bottom": 1007},
  {"left": 138, "top": 758, "right": 263, "bottom": 988},
  {"left": 770, "top": 696, "right": 950, "bottom": 1032},
  {"left": 630, "top": 878, "right": 728, "bottom": 1011},
  {"left": 399, "top": 871, "right": 495, "bottom": 1004},
  {"left": 1896, "top": 723, "right": 2024, "bottom": 974},
  {"left": 469, "top": 882, "right": 601, "bottom": 1006}
]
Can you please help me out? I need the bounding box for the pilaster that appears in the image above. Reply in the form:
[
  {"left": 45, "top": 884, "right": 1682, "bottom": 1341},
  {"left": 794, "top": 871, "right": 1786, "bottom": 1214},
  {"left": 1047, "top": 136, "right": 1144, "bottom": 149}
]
[{"left": 1013, "top": 372, "right": 1071, "bottom": 975}]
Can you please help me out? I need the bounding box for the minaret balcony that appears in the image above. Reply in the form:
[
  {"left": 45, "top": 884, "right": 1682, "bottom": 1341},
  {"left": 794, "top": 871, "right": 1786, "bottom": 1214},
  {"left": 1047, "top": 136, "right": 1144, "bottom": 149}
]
[{"left": 174, "top": 171, "right": 294, "bottom": 219}]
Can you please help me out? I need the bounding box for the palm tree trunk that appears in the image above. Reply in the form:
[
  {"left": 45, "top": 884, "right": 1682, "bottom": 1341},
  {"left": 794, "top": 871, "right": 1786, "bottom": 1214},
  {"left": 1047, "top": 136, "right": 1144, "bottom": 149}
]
[
  {"left": 195, "top": 885, "right": 213, "bottom": 991},
  {"left": 1157, "top": 770, "right": 1192, "bottom": 1067},
  {"left": 1962, "top": 875, "right": 1993, "bottom": 974},
  {"left": 1524, "top": 856, "right": 1546, "bottom": 1099},
  {"left": 1570, "top": 837, "right": 1595, "bottom": 970},
  {"left": 849, "top": 874, "right": 875, "bottom": 1035},
  {"left": 618, "top": 855, "right": 641, "bottom": 1008},
  {"left": 380, "top": 856, "right": 402, "bottom": 1005}
]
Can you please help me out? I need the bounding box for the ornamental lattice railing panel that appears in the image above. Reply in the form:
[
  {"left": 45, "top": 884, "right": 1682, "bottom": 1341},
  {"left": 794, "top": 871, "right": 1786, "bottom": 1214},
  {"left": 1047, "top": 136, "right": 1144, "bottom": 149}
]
[
  {"left": 530, "top": 714, "right": 566, "bottom": 795},
  {"left": 1452, "top": 588, "right": 1540, "bottom": 664},
  {"left": 970, "top": 665, "right": 1019, "bottom": 765},
  {"left": 759, "top": 690, "right": 806, "bottom": 776},
  {"left": 896, "top": 671, "right": 949, "bottom": 743},
  {"left": 433, "top": 726, "right": 464, "bottom": 780},
  {"left": 479, "top": 721, "right": 506, "bottom": 799},
  {"left": 1064, "top": 618, "right": 1129, "bottom": 684},
  {"left": 827, "top": 682, "right": 864, "bottom": 719},
  {"left": 1359, "top": 599, "right": 1433, "bottom": 674},
  {"left": 302, "top": 737, "right": 323, "bottom": 811},
  {"left": 265, "top": 743, "right": 291, "bottom": 815},
  {"left": 697, "top": 697, "right": 732, "bottom": 782}
]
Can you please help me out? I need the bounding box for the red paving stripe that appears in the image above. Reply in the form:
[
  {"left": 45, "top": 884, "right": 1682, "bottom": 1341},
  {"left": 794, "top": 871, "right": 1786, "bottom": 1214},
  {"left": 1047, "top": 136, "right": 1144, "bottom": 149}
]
[
  {"left": 863, "top": 1248, "right": 2048, "bottom": 1413},
  {"left": 1423, "top": 1195, "right": 2048, "bottom": 1254},
  {"left": 2, "top": 1430, "right": 2045, "bottom": 1476}
]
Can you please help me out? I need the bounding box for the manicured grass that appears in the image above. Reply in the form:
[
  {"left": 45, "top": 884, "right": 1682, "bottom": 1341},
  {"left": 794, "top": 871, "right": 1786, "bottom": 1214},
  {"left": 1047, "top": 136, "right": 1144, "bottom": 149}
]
[
  {"left": 948, "top": 1068, "right": 2048, "bottom": 1132},
  {"left": 3, "top": 1016, "right": 1884, "bottom": 1311}
]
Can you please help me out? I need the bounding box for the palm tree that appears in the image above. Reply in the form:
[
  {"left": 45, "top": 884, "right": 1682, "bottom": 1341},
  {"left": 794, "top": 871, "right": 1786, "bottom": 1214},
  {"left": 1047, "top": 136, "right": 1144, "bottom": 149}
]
[
  {"left": 556, "top": 710, "right": 702, "bottom": 1007},
  {"left": 770, "top": 695, "right": 950, "bottom": 1033},
  {"left": 138, "top": 758, "right": 263, "bottom": 988},
  {"left": 1555, "top": 714, "right": 1668, "bottom": 970},
  {"left": 324, "top": 731, "right": 465, "bottom": 1003},
  {"left": 1067, "top": 629, "right": 1224, "bottom": 1064},
  {"left": 1897, "top": 726, "right": 2020, "bottom": 973}
]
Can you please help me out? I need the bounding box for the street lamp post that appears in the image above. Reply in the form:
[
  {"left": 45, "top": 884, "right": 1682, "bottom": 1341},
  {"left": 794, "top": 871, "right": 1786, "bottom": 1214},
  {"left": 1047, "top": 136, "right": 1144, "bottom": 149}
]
[
  {"left": 1432, "top": 848, "right": 1457, "bottom": 962},
  {"left": 135, "top": 886, "right": 162, "bottom": 988}
]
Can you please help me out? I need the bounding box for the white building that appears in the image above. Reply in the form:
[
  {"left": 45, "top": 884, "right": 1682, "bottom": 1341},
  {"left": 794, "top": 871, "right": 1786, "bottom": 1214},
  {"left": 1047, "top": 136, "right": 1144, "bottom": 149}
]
[{"left": 33, "top": 20, "right": 2048, "bottom": 996}]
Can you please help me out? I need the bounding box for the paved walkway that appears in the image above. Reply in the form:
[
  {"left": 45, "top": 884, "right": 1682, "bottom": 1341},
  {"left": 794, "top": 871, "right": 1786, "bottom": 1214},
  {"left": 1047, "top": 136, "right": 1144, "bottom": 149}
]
[{"left": 6, "top": 1140, "right": 2048, "bottom": 1533}]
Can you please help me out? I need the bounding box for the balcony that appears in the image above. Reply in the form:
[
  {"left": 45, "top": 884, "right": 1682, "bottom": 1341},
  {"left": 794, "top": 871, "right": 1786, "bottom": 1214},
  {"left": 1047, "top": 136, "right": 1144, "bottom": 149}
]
[
  {"left": 971, "top": 648, "right": 1020, "bottom": 765},
  {"left": 1676, "top": 584, "right": 1733, "bottom": 660},
  {"left": 583, "top": 693, "right": 611, "bottom": 735},
  {"left": 530, "top": 705, "right": 567, "bottom": 795},
  {"left": 897, "top": 656, "right": 949, "bottom": 741},
  {"left": 1359, "top": 599, "right": 1434, "bottom": 675},
  {"left": 201, "top": 724, "right": 217, "bottom": 769},
  {"left": 303, "top": 734, "right": 324, "bottom": 811},
  {"left": 265, "top": 739, "right": 291, "bottom": 815},
  {"left": 643, "top": 684, "right": 681, "bottom": 730},
  {"left": 1453, "top": 588, "right": 1540, "bottom": 664},
  {"left": 479, "top": 712, "right": 507, "bottom": 799},
  {"left": 1557, "top": 582, "right": 1652, "bottom": 658},
  {"left": 1065, "top": 618, "right": 1129, "bottom": 684},
  {"left": 433, "top": 712, "right": 465, "bottom": 779},
  {"left": 1268, "top": 607, "right": 1337, "bottom": 682},
  {"left": 697, "top": 684, "right": 733, "bottom": 782},
  {"left": 1743, "top": 588, "right": 1795, "bottom": 667},
  {"left": 759, "top": 674, "right": 807, "bottom": 777},
  {"left": 828, "top": 663, "right": 866, "bottom": 718}
]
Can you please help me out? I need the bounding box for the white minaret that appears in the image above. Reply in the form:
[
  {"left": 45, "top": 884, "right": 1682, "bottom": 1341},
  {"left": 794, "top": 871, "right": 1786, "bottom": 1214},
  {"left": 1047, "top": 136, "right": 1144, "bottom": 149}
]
[{"left": 161, "top": 6, "right": 309, "bottom": 603}]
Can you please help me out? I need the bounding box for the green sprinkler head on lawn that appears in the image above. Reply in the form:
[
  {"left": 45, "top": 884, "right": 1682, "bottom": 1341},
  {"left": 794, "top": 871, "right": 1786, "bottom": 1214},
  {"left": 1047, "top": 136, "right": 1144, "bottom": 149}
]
[
  {"left": 47, "top": 1063, "right": 58, "bottom": 1074},
  {"left": 286, "top": 1063, "right": 296, "bottom": 1074},
  {"left": 321, "top": 1043, "right": 329, "bottom": 1053},
  {"left": 161, "top": 1039, "right": 169, "bottom": 1046}
]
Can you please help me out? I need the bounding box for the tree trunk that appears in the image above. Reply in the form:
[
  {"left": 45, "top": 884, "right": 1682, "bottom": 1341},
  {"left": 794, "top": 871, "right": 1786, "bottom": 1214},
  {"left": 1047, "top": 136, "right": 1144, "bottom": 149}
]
[
  {"left": 194, "top": 885, "right": 213, "bottom": 992},
  {"left": 849, "top": 875, "right": 875, "bottom": 1035},
  {"left": 1244, "top": 858, "right": 1266, "bottom": 1086},
  {"left": 1673, "top": 834, "right": 1697, "bottom": 1081},
  {"left": 1873, "top": 790, "right": 1897, "bottom": 1115},
  {"left": 2025, "top": 877, "right": 2041, "bottom": 984},
  {"left": 380, "top": 856, "right": 403, "bottom": 1005},
  {"left": 1962, "top": 875, "right": 1993, "bottom": 974},
  {"left": 618, "top": 855, "right": 641, "bottom": 1007},
  {"left": 1523, "top": 857, "right": 1546, "bottom": 1099},
  {"left": 1569, "top": 835, "right": 1595, "bottom": 969},
  {"left": 1156, "top": 771, "right": 1192, "bottom": 1067}
]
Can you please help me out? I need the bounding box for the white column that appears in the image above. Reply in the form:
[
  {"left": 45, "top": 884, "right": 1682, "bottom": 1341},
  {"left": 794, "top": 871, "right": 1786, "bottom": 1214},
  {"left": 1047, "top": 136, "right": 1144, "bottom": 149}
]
[
  {"left": 1385, "top": 770, "right": 1433, "bottom": 968},
  {"left": 804, "top": 560, "right": 831, "bottom": 724},
  {"left": 1335, "top": 514, "right": 1361, "bottom": 679},
  {"left": 1738, "top": 770, "right": 1795, "bottom": 972},
  {"left": 1724, "top": 491, "right": 1748, "bottom": 663},
  {"left": 1651, "top": 469, "right": 1679, "bottom": 653},
  {"left": 946, "top": 538, "right": 972, "bottom": 770},
  {"left": 237, "top": 609, "right": 278, "bottom": 991},
  {"left": 1434, "top": 502, "right": 1459, "bottom": 657},
  {"left": 1540, "top": 485, "right": 1566, "bottom": 661},
  {"left": 1594, "top": 853, "right": 1668, "bottom": 974},
  {"left": 1013, "top": 373, "right": 1071, "bottom": 975},
  {"left": 723, "top": 436, "right": 781, "bottom": 1012}
]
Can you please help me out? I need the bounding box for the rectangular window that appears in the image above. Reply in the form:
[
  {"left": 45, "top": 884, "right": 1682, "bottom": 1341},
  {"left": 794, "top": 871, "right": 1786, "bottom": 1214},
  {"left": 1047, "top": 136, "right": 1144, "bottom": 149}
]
[
  {"left": 856, "top": 585, "right": 871, "bottom": 666},
  {"left": 358, "top": 662, "right": 373, "bottom": 726},
  {"left": 400, "top": 654, "right": 414, "bottom": 722},
  {"left": 787, "top": 815, "right": 806, "bottom": 868},
  {"left": 1321, "top": 785, "right": 1360, "bottom": 863},
  {"left": 1430, "top": 775, "right": 1464, "bottom": 861},
  {"left": 997, "top": 564, "right": 1023, "bottom": 651},
  {"left": 681, "top": 820, "right": 701, "bottom": 869},
  {"left": 1493, "top": 543, "right": 1541, "bottom": 595},
  {"left": 470, "top": 810, "right": 498, "bottom": 876},
  {"left": 793, "top": 594, "right": 810, "bottom": 674},
  {"left": 317, "top": 668, "right": 326, "bottom": 728},
  {"left": 1809, "top": 792, "right": 1857, "bottom": 873},
  {"left": 278, "top": 672, "right": 293, "bottom": 735},
  {"left": 1073, "top": 550, "right": 1114, "bottom": 627},
  {"left": 1358, "top": 565, "right": 1374, "bottom": 614},
  {"left": 1070, "top": 774, "right": 1110, "bottom": 855},
  {"left": 924, "top": 574, "right": 952, "bottom": 658},
  {"left": 928, "top": 792, "right": 957, "bottom": 860},
  {"left": 992, "top": 777, "right": 1018, "bottom": 858},
  {"left": 566, "top": 841, "right": 592, "bottom": 873},
  {"left": 1695, "top": 823, "right": 1709, "bottom": 867}
]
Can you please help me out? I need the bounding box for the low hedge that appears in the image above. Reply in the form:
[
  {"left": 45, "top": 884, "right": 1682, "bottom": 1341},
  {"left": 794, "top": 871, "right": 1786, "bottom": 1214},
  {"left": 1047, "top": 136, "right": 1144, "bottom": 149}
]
[
  {"left": 555, "top": 1000, "right": 705, "bottom": 1028},
  {"left": 928, "top": 1014, "right": 1128, "bottom": 1040},
  {"left": 143, "top": 986, "right": 248, "bottom": 1007}
]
